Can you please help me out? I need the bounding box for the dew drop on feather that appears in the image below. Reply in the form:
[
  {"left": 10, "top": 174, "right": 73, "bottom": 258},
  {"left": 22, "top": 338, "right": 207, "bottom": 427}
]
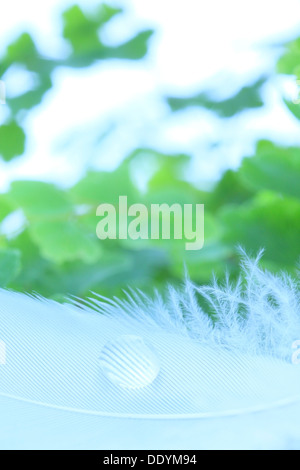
[{"left": 99, "top": 335, "right": 160, "bottom": 389}]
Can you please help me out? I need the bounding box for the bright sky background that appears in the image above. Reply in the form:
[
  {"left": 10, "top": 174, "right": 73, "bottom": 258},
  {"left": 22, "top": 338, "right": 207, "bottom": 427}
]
[{"left": 1, "top": 0, "right": 300, "bottom": 190}]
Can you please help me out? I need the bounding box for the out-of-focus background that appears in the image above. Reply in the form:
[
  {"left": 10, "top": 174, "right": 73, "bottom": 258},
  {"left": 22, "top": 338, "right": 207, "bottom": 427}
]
[{"left": 0, "top": 0, "right": 300, "bottom": 300}]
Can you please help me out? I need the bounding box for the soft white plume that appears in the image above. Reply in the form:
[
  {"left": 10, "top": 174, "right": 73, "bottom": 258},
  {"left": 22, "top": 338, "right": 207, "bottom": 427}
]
[
  {"left": 84, "top": 250, "right": 300, "bottom": 362},
  {"left": 0, "top": 250, "right": 300, "bottom": 450}
]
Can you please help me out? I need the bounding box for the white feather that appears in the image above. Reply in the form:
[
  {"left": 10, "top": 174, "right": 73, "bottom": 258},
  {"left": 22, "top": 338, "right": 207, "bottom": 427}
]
[{"left": 0, "top": 251, "right": 300, "bottom": 449}]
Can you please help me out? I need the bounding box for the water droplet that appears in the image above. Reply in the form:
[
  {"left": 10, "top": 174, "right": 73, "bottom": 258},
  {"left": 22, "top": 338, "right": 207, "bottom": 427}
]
[{"left": 99, "top": 335, "right": 160, "bottom": 389}]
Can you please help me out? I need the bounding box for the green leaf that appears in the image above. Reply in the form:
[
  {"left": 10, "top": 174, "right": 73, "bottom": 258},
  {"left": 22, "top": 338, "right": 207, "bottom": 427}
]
[
  {"left": 29, "top": 219, "right": 101, "bottom": 264},
  {"left": 8, "top": 181, "right": 73, "bottom": 220},
  {"left": 167, "top": 77, "right": 266, "bottom": 117},
  {"left": 147, "top": 152, "right": 190, "bottom": 190},
  {"left": 94, "top": 3, "right": 123, "bottom": 25},
  {"left": 0, "top": 249, "right": 21, "bottom": 287},
  {"left": 209, "top": 169, "right": 254, "bottom": 211},
  {"left": 238, "top": 142, "right": 300, "bottom": 200},
  {"left": 8, "top": 230, "right": 52, "bottom": 293},
  {"left": 0, "top": 122, "right": 26, "bottom": 161},
  {"left": 70, "top": 165, "right": 140, "bottom": 206},
  {"left": 0, "top": 195, "right": 13, "bottom": 222},
  {"left": 283, "top": 98, "right": 300, "bottom": 121},
  {"left": 173, "top": 242, "right": 235, "bottom": 282},
  {"left": 62, "top": 4, "right": 153, "bottom": 63},
  {"left": 63, "top": 5, "right": 104, "bottom": 55},
  {"left": 101, "top": 30, "right": 154, "bottom": 60},
  {"left": 277, "top": 37, "right": 300, "bottom": 75},
  {"left": 7, "top": 74, "right": 52, "bottom": 114},
  {"left": 1, "top": 33, "right": 55, "bottom": 115},
  {"left": 221, "top": 192, "right": 300, "bottom": 267},
  {"left": 2, "top": 33, "right": 38, "bottom": 72},
  {"left": 62, "top": 4, "right": 122, "bottom": 55}
]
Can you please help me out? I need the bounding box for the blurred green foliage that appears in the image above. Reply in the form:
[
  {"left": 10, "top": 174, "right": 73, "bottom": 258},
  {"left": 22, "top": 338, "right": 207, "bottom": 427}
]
[
  {"left": 0, "top": 3, "right": 299, "bottom": 299},
  {"left": 0, "top": 3, "right": 153, "bottom": 160},
  {"left": 167, "top": 77, "right": 266, "bottom": 117}
]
